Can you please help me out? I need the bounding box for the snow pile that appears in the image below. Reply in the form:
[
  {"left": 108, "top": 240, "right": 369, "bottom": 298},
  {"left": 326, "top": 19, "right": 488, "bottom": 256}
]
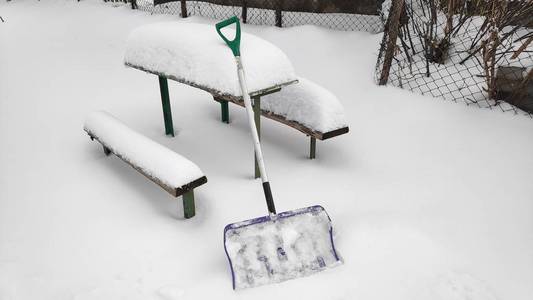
[
  {"left": 84, "top": 111, "right": 204, "bottom": 189},
  {"left": 263, "top": 77, "right": 348, "bottom": 133},
  {"left": 224, "top": 206, "right": 341, "bottom": 289},
  {"left": 124, "top": 22, "right": 297, "bottom": 96}
]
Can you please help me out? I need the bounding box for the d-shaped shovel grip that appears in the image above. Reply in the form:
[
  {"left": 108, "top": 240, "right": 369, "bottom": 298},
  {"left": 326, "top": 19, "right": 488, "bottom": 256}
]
[{"left": 216, "top": 16, "right": 241, "bottom": 57}]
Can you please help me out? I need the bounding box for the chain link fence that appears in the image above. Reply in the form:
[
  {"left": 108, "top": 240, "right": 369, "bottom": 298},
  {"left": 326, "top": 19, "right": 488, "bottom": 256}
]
[
  {"left": 131, "top": 0, "right": 385, "bottom": 33},
  {"left": 103, "top": 0, "right": 533, "bottom": 116},
  {"left": 375, "top": 0, "right": 533, "bottom": 116}
]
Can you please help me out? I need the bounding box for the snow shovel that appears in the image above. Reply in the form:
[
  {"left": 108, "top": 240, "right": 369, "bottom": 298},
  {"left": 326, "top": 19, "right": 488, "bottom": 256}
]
[{"left": 216, "top": 17, "right": 342, "bottom": 290}]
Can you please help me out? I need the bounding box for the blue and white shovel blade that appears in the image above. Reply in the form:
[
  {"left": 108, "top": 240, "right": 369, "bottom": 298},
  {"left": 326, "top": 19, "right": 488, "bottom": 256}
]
[{"left": 223, "top": 205, "right": 342, "bottom": 290}]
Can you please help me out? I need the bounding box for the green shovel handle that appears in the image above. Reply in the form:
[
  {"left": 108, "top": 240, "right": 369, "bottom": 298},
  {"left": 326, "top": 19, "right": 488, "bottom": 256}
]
[{"left": 216, "top": 16, "right": 241, "bottom": 57}]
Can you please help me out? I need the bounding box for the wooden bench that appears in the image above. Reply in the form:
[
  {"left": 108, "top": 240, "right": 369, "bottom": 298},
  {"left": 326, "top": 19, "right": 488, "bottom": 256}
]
[
  {"left": 84, "top": 111, "right": 207, "bottom": 219},
  {"left": 213, "top": 77, "right": 349, "bottom": 161},
  {"left": 124, "top": 22, "right": 348, "bottom": 177}
]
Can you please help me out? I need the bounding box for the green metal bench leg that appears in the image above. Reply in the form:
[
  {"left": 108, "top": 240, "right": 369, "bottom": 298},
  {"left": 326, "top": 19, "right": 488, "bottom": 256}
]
[
  {"left": 310, "top": 137, "right": 316, "bottom": 159},
  {"left": 220, "top": 100, "right": 229, "bottom": 123},
  {"left": 182, "top": 190, "right": 195, "bottom": 219},
  {"left": 253, "top": 96, "right": 261, "bottom": 179},
  {"left": 158, "top": 76, "right": 174, "bottom": 137}
]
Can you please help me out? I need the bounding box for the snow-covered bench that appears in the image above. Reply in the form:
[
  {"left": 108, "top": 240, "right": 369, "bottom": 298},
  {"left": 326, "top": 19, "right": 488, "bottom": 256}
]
[
  {"left": 124, "top": 22, "right": 348, "bottom": 175},
  {"left": 214, "top": 77, "right": 349, "bottom": 159},
  {"left": 84, "top": 111, "right": 207, "bottom": 219}
]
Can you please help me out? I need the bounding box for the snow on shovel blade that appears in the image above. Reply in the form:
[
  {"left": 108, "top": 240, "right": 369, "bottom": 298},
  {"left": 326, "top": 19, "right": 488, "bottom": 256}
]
[{"left": 223, "top": 205, "right": 342, "bottom": 290}]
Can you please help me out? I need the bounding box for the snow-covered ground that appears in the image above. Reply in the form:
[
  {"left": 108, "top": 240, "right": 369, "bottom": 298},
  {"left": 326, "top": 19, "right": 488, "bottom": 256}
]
[{"left": 1, "top": 1, "right": 533, "bottom": 299}]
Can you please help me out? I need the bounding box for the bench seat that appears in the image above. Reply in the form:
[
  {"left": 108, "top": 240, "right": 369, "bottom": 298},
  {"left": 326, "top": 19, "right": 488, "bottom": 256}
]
[
  {"left": 84, "top": 111, "right": 207, "bottom": 218},
  {"left": 216, "top": 77, "right": 348, "bottom": 140},
  {"left": 215, "top": 77, "right": 349, "bottom": 163}
]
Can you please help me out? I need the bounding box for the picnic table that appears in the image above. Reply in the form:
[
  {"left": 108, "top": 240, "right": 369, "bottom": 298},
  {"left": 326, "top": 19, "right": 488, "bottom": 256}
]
[{"left": 124, "top": 21, "right": 348, "bottom": 177}]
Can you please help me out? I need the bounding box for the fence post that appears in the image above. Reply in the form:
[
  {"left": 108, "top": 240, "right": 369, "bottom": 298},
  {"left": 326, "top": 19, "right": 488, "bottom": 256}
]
[
  {"left": 242, "top": 0, "right": 248, "bottom": 23},
  {"left": 378, "top": 0, "right": 405, "bottom": 85},
  {"left": 180, "top": 0, "right": 188, "bottom": 18},
  {"left": 275, "top": 0, "right": 283, "bottom": 27}
]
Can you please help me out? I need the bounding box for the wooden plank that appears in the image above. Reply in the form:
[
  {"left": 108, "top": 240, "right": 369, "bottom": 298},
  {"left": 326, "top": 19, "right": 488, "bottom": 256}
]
[
  {"left": 175, "top": 176, "right": 208, "bottom": 197},
  {"left": 86, "top": 131, "right": 207, "bottom": 198},
  {"left": 213, "top": 96, "right": 349, "bottom": 141},
  {"left": 249, "top": 86, "right": 284, "bottom": 98},
  {"left": 125, "top": 62, "right": 297, "bottom": 102},
  {"left": 321, "top": 126, "right": 350, "bottom": 140}
]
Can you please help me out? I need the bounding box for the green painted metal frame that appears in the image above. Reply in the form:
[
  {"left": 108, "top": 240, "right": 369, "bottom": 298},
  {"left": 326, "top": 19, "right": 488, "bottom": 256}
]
[
  {"left": 220, "top": 100, "right": 229, "bottom": 123},
  {"left": 310, "top": 137, "right": 316, "bottom": 159},
  {"left": 218, "top": 91, "right": 320, "bottom": 163},
  {"left": 253, "top": 96, "right": 261, "bottom": 179},
  {"left": 158, "top": 76, "right": 174, "bottom": 137},
  {"left": 182, "top": 190, "right": 195, "bottom": 219}
]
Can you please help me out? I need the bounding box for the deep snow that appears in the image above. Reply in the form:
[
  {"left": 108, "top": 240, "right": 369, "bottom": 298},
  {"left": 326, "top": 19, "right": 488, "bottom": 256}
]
[{"left": 1, "top": 1, "right": 533, "bottom": 300}]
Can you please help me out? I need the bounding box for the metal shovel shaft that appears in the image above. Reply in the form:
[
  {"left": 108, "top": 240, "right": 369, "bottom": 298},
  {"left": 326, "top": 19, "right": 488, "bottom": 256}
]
[
  {"left": 236, "top": 57, "right": 268, "bottom": 184},
  {"left": 235, "top": 57, "right": 276, "bottom": 215},
  {"left": 216, "top": 16, "right": 276, "bottom": 215}
]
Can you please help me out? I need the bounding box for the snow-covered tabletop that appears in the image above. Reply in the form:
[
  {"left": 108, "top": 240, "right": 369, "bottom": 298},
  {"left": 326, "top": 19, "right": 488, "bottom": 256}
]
[
  {"left": 124, "top": 22, "right": 348, "bottom": 140},
  {"left": 124, "top": 22, "right": 298, "bottom": 98}
]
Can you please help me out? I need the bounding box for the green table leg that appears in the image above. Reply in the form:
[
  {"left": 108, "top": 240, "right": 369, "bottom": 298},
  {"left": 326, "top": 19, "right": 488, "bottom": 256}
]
[
  {"left": 182, "top": 190, "right": 195, "bottom": 219},
  {"left": 253, "top": 96, "right": 261, "bottom": 179},
  {"left": 220, "top": 100, "right": 229, "bottom": 123},
  {"left": 158, "top": 76, "right": 174, "bottom": 137},
  {"left": 310, "top": 137, "right": 316, "bottom": 159}
]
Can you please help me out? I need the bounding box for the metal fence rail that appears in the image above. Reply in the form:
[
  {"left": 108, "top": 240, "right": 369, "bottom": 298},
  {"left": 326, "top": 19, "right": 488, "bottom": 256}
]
[{"left": 130, "top": 0, "right": 385, "bottom": 33}]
